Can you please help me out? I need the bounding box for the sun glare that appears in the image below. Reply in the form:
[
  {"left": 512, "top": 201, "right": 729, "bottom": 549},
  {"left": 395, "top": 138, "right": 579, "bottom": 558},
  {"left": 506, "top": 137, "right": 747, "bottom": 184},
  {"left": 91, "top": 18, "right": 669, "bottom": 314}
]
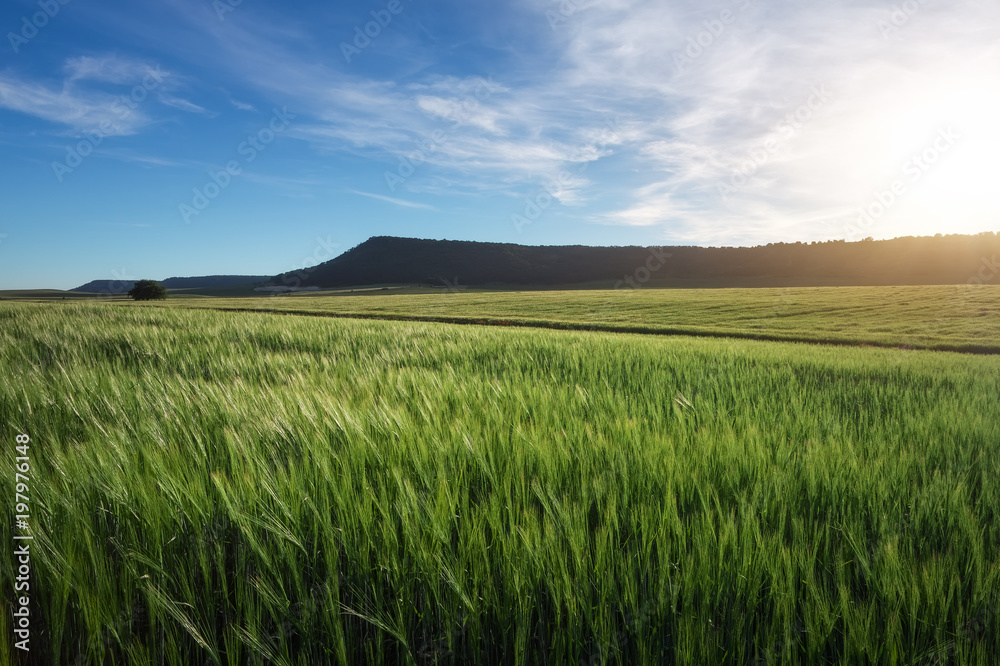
[{"left": 871, "top": 71, "right": 1000, "bottom": 236}]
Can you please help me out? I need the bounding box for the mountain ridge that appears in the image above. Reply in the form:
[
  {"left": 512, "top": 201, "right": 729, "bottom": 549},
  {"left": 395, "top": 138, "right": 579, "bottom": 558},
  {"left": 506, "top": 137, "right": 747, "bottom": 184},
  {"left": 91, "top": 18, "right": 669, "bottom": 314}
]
[
  {"left": 69, "top": 234, "right": 1000, "bottom": 293},
  {"left": 272, "top": 233, "right": 1000, "bottom": 288},
  {"left": 72, "top": 275, "right": 271, "bottom": 293}
]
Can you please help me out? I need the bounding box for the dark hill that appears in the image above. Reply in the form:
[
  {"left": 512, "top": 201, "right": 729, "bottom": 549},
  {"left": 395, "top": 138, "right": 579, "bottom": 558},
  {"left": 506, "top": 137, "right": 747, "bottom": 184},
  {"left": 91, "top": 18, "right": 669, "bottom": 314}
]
[
  {"left": 158, "top": 276, "right": 271, "bottom": 290},
  {"left": 273, "top": 234, "right": 1000, "bottom": 288},
  {"left": 73, "top": 275, "right": 270, "bottom": 294}
]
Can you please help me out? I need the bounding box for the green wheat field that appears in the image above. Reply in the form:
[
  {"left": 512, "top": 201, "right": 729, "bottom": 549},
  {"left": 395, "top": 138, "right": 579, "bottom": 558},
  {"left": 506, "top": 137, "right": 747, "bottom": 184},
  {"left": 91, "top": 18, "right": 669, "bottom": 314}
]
[
  {"left": 2, "top": 291, "right": 1000, "bottom": 664},
  {"left": 177, "top": 285, "right": 1000, "bottom": 353}
]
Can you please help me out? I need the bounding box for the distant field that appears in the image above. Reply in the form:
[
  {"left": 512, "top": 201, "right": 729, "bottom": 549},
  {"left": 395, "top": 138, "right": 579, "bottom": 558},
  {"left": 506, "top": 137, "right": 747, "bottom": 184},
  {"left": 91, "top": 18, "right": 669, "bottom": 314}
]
[
  {"left": 0, "top": 287, "right": 253, "bottom": 300},
  {"left": 165, "top": 285, "right": 1000, "bottom": 353},
  {"left": 0, "top": 289, "right": 127, "bottom": 300},
  {"left": 2, "top": 301, "right": 999, "bottom": 664}
]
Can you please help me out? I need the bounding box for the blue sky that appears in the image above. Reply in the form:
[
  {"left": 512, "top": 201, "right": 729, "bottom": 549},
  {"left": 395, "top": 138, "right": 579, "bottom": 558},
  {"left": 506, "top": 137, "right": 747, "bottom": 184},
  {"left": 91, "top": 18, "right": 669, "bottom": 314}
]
[{"left": 1, "top": 0, "right": 998, "bottom": 289}]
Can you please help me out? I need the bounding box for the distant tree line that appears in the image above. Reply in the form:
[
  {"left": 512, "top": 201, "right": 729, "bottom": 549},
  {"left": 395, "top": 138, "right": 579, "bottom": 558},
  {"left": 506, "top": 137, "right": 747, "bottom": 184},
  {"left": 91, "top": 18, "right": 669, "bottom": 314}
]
[{"left": 272, "top": 233, "right": 1000, "bottom": 289}]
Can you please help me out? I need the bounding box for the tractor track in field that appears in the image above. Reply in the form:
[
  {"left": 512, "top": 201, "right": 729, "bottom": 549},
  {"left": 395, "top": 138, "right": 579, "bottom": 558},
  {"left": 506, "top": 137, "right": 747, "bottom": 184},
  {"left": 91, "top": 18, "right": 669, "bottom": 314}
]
[{"left": 160, "top": 304, "right": 1000, "bottom": 356}]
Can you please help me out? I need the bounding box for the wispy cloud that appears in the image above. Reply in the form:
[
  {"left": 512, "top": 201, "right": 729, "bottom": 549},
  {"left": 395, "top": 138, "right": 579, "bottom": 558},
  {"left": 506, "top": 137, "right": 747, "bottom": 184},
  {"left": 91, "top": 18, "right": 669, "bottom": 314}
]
[
  {"left": 230, "top": 99, "right": 255, "bottom": 111},
  {"left": 0, "top": 55, "right": 178, "bottom": 136},
  {"left": 125, "top": 3, "right": 624, "bottom": 201},
  {"left": 20, "top": 0, "right": 998, "bottom": 243},
  {"left": 159, "top": 94, "right": 210, "bottom": 115},
  {"left": 351, "top": 190, "right": 438, "bottom": 210},
  {"left": 65, "top": 55, "right": 164, "bottom": 84},
  {"left": 558, "top": 0, "right": 1000, "bottom": 242},
  {"left": 0, "top": 74, "right": 150, "bottom": 135},
  {"left": 95, "top": 149, "right": 194, "bottom": 168}
]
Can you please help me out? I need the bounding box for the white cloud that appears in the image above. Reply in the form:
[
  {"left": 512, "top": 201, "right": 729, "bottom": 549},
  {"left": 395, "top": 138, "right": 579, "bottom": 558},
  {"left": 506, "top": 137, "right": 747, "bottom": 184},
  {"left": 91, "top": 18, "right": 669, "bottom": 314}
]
[
  {"left": 567, "top": 0, "right": 1000, "bottom": 242},
  {"left": 65, "top": 55, "right": 167, "bottom": 84},
  {"left": 0, "top": 55, "right": 179, "bottom": 136},
  {"left": 350, "top": 190, "right": 438, "bottom": 210},
  {"left": 416, "top": 95, "right": 504, "bottom": 134},
  {"left": 70, "top": 0, "right": 1000, "bottom": 241},
  {"left": 130, "top": 5, "right": 624, "bottom": 201},
  {"left": 158, "top": 94, "right": 209, "bottom": 114},
  {"left": 0, "top": 75, "right": 149, "bottom": 135},
  {"left": 95, "top": 149, "right": 192, "bottom": 168}
]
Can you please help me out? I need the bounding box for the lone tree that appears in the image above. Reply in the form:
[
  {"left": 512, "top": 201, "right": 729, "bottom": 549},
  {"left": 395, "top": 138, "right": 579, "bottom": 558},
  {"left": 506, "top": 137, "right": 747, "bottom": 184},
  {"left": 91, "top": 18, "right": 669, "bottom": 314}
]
[{"left": 128, "top": 279, "right": 168, "bottom": 301}]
